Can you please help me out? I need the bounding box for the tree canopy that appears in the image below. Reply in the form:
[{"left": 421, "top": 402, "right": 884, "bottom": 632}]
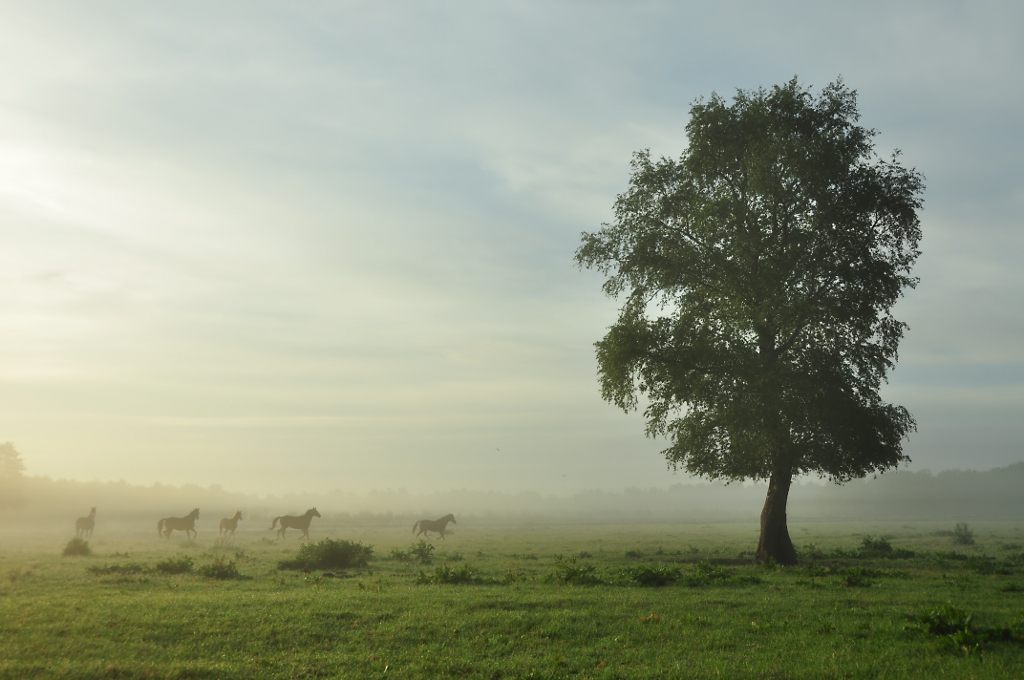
[{"left": 575, "top": 78, "right": 923, "bottom": 563}]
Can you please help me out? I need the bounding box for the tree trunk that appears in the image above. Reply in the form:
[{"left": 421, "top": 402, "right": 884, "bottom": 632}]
[{"left": 755, "top": 470, "right": 798, "bottom": 565}]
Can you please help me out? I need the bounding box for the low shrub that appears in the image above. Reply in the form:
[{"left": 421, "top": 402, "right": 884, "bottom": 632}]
[
  {"left": 840, "top": 567, "right": 875, "bottom": 587},
  {"left": 504, "top": 568, "right": 529, "bottom": 584},
  {"left": 279, "top": 539, "right": 374, "bottom": 571},
  {"left": 620, "top": 564, "right": 682, "bottom": 587},
  {"left": 389, "top": 548, "right": 412, "bottom": 562},
  {"left": 917, "top": 606, "right": 971, "bottom": 633},
  {"left": 860, "top": 536, "right": 893, "bottom": 553},
  {"left": 624, "top": 549, "right": 645, "bottom": 559},
  {"left": 410, "top": 540, "right": 435, "bottom": 564},
  {"left": 545, "top": 555, "right": 603, "bottom": 585},
  {"left": 683, "top": 561, "right": 762, "bottom": 587},
  {"left": 199, "top": 556, "right": 243, "bottom": 580},
  {"left": 417, "top": 563, "right": 486, "bottom": 585},
  {"left": 953, "top": 523, "right": 976, "bottom": 546},
  {"left": 63, "top": 538, "right": 92, "bottom": 557},
  {"left": 155, "top": 555, "right": 194, "bottom": 575},
  {"left": 88, "top": 563, "right": 148, "bottom": 575}
]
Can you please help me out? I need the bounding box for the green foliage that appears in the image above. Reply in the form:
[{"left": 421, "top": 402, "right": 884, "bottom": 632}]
[
  {"left": 503, "top": 568, "right": 529, "bottom": 584},
  {"left": 619, "top": 564, "right": 682, "bottom": 587},
  {"left": 858, "top": 536, "right": 915, "bottom": 559},
  {"left": 683, "top": 560, "right": 762, "bottom": 587},
  {"left": 62, "top": 538, "right": 91, "bottom": 557},
  {"left": 198, "top": 556, "right": 243, "bottom": 580},
  {"left": 388, "top": 548, "right": 412, "bottom": 562},
  {"left": 10, "top": 522, "right": 1024, "bottom": 678},
  {"left": 416, "top": 563, "right": 487, "bottom": 585},
  {"left": 278, "top": 539, "right": 374, "bottom": 571},
  {"left": 917, "top": 606, "right": 973, "bottom": 636},
  {"left": 576, "top": 79, "right": 923, "bottom": 566},
  {"left": 953, "top": 523, "right": 976, "bottom": 545},
  {"left": 860, "top": 535, "right": 892, "bottom": 553},
  {"left": 87, "top": 563, "right": 148, "bottom": 575},
  {"left": 841, "top": 567, "right": 875, "bottom": 587},
  {"left": 624, "top": 549, "right": 644, "bottom": 559},
  {"left": 574, "top": 78, "right": 923, "bottom": 486},
  {"left": 409, "top": 540, "right": 435, "bottom": 564},
  {"left": 155, "top": 554, "right": 194, "bottom": 574},
  {"left": 544, "top": 555, "right": 603, "bottom": 586},
  {"left": 914, "top": 606, "right": 992, "bottom": 657}
]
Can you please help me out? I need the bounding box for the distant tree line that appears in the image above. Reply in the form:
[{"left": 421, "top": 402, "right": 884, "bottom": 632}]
[{"left": 2, "top": 461, "right": 1023, "bottom": 525}]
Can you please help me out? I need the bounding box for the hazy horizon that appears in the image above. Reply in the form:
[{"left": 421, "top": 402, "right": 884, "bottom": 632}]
[{"left": 2, "top": 2, "right": 1023, "bottom": 496}]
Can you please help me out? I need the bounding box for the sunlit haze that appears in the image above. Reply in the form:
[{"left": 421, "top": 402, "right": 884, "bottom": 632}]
[{"left": 2, "top": 1, "right": 1023, "bottom": 495}]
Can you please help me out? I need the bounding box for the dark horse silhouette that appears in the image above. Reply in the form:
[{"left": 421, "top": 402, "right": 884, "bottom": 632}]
[
  {"left": 76, "top": 507, "right": 96, "bottom": 539},
  {"left": 158, "top": 509, "right": 200, "bottom": 539},
  {"left": 219, "top": 511, "right": 243, "bottom": 538},
  {"left": 270, "top": 508, "right": 320, "bottom": 540},
  {"left": 413, "top": 513, "right": 456, "bottom": 540}
]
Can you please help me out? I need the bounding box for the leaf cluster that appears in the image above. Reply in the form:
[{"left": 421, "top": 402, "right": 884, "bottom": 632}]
[{"left": 576, "top": 77, "right": 923, "bottom": 483}]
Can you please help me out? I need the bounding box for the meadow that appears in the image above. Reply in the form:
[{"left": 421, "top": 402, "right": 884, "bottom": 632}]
[{"left": 2, "top": 519, "right": 1023, "bottom": 679}]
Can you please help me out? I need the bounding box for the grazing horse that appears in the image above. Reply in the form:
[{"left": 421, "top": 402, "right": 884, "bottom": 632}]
[
  {"left": 270, "top": 507, "right": 320, "bottom": 540},
  {"left": 76, "top": 507, "right": 96, "bottom": 539},
  {"left": 413, "top": 513, "right": 456, "bottom": 540},
  {"left": 158, "top": 508, "right": 200, "bottom": 539},
  {"left": 219, "top": 511, "right": 243, "bottom": 538}
]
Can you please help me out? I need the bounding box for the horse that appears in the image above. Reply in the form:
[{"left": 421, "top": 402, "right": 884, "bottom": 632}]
[
  {"left": 76, "top": 507, "right": 96, "bottom": 539},
  {"left": 158, "top": 508, "right": 200, "bottom": 539},
  {"left": 270, "top": 507, "right": 320, "bottom": 540},
  {"left": 219, "top": 511, "right": 243, "bottom": 538},
  {"left": 412, "top": 513, "right": 456, "bottom": 540}
]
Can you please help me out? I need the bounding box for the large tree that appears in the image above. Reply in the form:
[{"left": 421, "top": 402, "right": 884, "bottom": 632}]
[{"left": 575, "top": 78, "right": 923, "bottom": 565}]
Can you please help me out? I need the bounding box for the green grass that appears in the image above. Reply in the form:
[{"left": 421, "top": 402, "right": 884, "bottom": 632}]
[{"left": 2, "top": 521, "right": 1023, "bottom": 678}]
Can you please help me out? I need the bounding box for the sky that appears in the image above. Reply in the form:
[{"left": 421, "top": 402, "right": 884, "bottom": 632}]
[{"left": 1, "top": 1, "right": 1022, "bottom": 495}]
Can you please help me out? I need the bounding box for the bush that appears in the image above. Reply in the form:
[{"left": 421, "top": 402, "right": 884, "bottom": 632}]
[
  {"left": 504, "top": 568, "right": 529, "bottom": 584},
  {"left": 841, "top": 567, "right": 875, "bottom": 587},
  {"left": 389, "top": 548, "right": 412, "bottom": 562},
  {"left": 545, "top": 555, "right": 603, "bottom": 585},
  {"left": 62, "top": 538, "right": 91, "bottom": 557},
  {"left": 279, "top": 539, "right": 374, "bottom": 571},
  {"left": 860, "top": 536, "right": 892, "bottom": 553},
  {"left": 416, "top": 563, "right": 486, "bottom": 585},
  {"left": 858, "top": 536, "right": 916, "bottom": 559},
  {"left": 410, "top": 540, "right": 435, "bottom": 564},
  {"left": 683, "top": 561, "right": 762, "bottom": 587},
  {"left": 155, "top": 554, "right": 195, "bottom": 574},
  {"left": 624, "top": 549, "right": 645, "bottom": 559},
  {"left": 198, "top": 556, "right": 243, "bottom": 580},
  {"left": 953, "top": 523, "right": 976, "bottom": 546},
  {"left": 620, "top": 564, "right": 682, "bottom": 587},
  {"left": 88, "top": 563, "right": 148, "bottom": 575}
]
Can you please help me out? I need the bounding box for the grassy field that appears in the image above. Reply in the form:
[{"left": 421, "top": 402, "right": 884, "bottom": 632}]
[{"left": 2, "top": 519, "right": 1023, "bottom": 679}]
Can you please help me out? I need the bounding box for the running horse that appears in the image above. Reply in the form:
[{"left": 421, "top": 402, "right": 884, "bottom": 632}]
[
  {"left": 158, "top": 508, "right": 200, "bottom": 539},
  {"left": 219, "top": 511, "right": 243, "bottom": 538},
  {"left": 412, "top": 513, "right": 456, "bottom": 540},
  {"left": 76, "top": 507, "right": 96, "bottom": 539},
  {"left": 270, "top": 507, "right": 320, "bottom": 540}
]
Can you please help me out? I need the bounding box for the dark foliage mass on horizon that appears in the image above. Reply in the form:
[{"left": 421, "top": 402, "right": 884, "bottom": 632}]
[{"left": 2, "top": 463, "right": 1024, "bottom": 525}]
